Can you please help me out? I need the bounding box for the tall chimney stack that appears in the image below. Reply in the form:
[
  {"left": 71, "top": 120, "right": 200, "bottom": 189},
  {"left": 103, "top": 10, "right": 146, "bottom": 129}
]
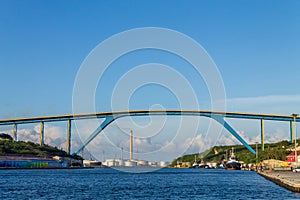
[{"left": 130, "top": 130, "right": 133, "bottom": 161}]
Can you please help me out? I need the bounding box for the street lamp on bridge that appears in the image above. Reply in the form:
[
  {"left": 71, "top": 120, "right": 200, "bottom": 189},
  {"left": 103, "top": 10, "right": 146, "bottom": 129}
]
[{"left": 292, "top": 113, "right": 299, "bottom": 168}]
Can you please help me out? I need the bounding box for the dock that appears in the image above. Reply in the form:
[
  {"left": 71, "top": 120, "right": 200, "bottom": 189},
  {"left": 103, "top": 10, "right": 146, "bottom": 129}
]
[{"left": 258, "top": 171, "right": 300, "bottom": 193}]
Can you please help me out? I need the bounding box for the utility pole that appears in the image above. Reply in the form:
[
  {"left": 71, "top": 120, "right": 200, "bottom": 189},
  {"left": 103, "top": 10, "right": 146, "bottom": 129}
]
[
  {"left": 256, "top": 142, "right": 258, "bottom": 160},
  {"left": 81, "top": 148, "right": 84, "bottom": 159},
  {"left": 130, "top": 130, "right": 133, "bottom": 161},
  {"left": 292, "top": 114, "right": 299, "bottom": 168},
  {"left": 121, "top": 146, "right": 123, "bottom": 161},
  {"left": 102, "top": 150, "right": 105, "bottom": 162}
]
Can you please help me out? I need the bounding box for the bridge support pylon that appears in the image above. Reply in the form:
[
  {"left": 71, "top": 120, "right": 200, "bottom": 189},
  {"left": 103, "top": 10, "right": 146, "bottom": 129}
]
[
  {"left": 66, "top": 120, "right": 71, "bottom": 155},
  {"left": 12, "top": 124, "right": 17, "bottom": 142},
  {"left": 261, "top": 119, "right": 264, "bottom": 151},
  {"left": 40, "top": 122, "right": 44, "bottom": 146},
  {"left": 290, "top": 120, "right": 295, "bottom": 143}
]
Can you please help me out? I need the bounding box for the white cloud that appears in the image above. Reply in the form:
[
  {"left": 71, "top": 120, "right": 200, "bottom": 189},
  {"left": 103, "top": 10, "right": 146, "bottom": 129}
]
[
  {"left": 3, "top": 124, "right": 82, "bottom": 151},
  {"left": 228, "top": 94, "right": 300, "bottom": 104},
  {"left": 15, "top": 128, "right": 39, "bottom": 143}
]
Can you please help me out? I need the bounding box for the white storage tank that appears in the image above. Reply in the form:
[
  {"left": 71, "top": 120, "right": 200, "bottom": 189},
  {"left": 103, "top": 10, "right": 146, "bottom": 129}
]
[
  {"left": 124, "top": 160, "right": 137, "bottom": 167},
  {"left": 83, "top": 160, "right": 91, "bottom": 167},
  {"left": 106, "top": 159, "right": 118, "bottom": 167},
  {"left": 116, "top": 159, "right": 124, "bottom": 166},
  {"left": 149, "top": 161, "right": 158, "bottom": 167},
  {"left": 137, "top": 160, "right": 148, "bottom": 166}
]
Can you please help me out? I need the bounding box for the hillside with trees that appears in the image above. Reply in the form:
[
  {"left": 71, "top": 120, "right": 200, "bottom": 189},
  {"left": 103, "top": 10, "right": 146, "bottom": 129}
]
[
  {"left": 0, "top": 133, "right": 81, "bottom": 159},
  {"left": 171, "top": 140, "right": 293, "bottom": 166}
]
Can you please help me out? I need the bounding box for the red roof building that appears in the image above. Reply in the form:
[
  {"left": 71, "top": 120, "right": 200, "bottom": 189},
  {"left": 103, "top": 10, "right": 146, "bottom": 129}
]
[{"left": 285, "top": 150, "right": 300, "bottom": 163}]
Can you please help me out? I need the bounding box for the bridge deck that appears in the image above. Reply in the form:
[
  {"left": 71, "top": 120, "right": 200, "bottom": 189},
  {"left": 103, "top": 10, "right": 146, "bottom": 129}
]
[{"left": 0, "top": 110, "right": 298, "bottom": 125}]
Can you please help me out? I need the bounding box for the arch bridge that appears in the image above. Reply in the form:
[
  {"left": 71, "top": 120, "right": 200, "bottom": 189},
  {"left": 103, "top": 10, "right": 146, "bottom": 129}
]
[{"left": 0, "top": 110, "right": 298, "bottom": 155}]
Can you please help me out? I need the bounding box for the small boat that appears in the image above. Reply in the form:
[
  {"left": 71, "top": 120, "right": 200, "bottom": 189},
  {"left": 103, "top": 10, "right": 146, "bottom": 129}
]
[
  {"left": 225, "top": 147, "right": 241, "bottom": 170},
  {"left": 226, "top": 160, "right": 241, "bottom": 170},
  {"left": 190, "top": 162, "right": 199, "bottom": 168},
  {"left": 217, "top": 163, "right": 226, "bottom": 169},
  {"left": 190, "top": 155, "right": 200, "bottom": 168}
]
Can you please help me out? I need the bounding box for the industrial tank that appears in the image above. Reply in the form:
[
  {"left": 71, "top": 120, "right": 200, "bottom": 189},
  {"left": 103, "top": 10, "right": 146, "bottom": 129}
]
[
  {"left": 137, "top": 160, "right": 148, "bottom": 166},
  {"left": 124, "top": 160, "right": 137, "bottom": 167}
]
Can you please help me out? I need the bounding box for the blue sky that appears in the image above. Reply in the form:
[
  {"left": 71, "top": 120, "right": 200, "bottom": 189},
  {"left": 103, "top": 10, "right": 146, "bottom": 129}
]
[{"left": 1, "top": 1, "right": 300, "bottom": 160}]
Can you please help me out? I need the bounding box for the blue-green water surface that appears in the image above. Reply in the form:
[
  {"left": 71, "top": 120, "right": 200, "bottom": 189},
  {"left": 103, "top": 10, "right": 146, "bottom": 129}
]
[{"left": 1, "top": 168, "right": 299, "bottom": 199}]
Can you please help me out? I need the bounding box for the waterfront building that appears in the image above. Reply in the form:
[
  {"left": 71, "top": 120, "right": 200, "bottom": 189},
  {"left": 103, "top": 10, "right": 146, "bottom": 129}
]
[
  {"left": 285, "top": 150, "right": 300, "bottom": 165},
  {"left": 83, "top": 159, "right": 102, "bottom": 167},
  {"left": 53, "top": 156, "right": 83, "bottom": 167},
  {"left": 176, "top": 162, "right": 191, "bottom": 168},
  {"left": 261, "top": 159, "right": 287, "bottom": 169},
  {"left": 0, "top": 155, "right": 83, "bottom": 169},
  {"left": 0, "top": 155, "right": 61, "bottom": 168}
]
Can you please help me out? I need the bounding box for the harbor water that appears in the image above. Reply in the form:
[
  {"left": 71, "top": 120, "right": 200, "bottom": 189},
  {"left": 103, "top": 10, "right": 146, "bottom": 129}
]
[{"left": 1, "top": 168, "right": 299, "bottom": 199}]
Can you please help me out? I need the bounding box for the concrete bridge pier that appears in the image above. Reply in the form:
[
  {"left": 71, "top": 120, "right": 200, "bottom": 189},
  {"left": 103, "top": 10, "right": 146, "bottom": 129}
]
[
  {"left": 261, "top": 119, "right": 264, "bottom": 151},
  {"left": 12, "top": 124, "right": 17, "bottom": 142},
  {"left": 66, "top": 120, "right": 71, "bottom": 155},
  {"left": 290, "top": 120, "right": 295, "bottom": 144},
  {"left": 40, "top": 122, "right": 44, "bottom": 146}
]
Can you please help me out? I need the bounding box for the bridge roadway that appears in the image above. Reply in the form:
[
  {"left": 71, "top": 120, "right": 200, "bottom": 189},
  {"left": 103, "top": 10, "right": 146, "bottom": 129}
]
[
  {"left": 0, "top": 110, "right": 299, "bottom": 125},
  {"left": 0, "top": 110, "right": 298, "bottom": 155}
]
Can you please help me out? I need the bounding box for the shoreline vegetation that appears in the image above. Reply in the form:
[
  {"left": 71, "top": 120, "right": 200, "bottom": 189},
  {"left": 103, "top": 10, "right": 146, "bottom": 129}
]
[
  {"left": 170, "top": 140, "right": 293, "bottom": 167},
  {"left": 0, "top": 139, "right": 80, "bottom": 159}
]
